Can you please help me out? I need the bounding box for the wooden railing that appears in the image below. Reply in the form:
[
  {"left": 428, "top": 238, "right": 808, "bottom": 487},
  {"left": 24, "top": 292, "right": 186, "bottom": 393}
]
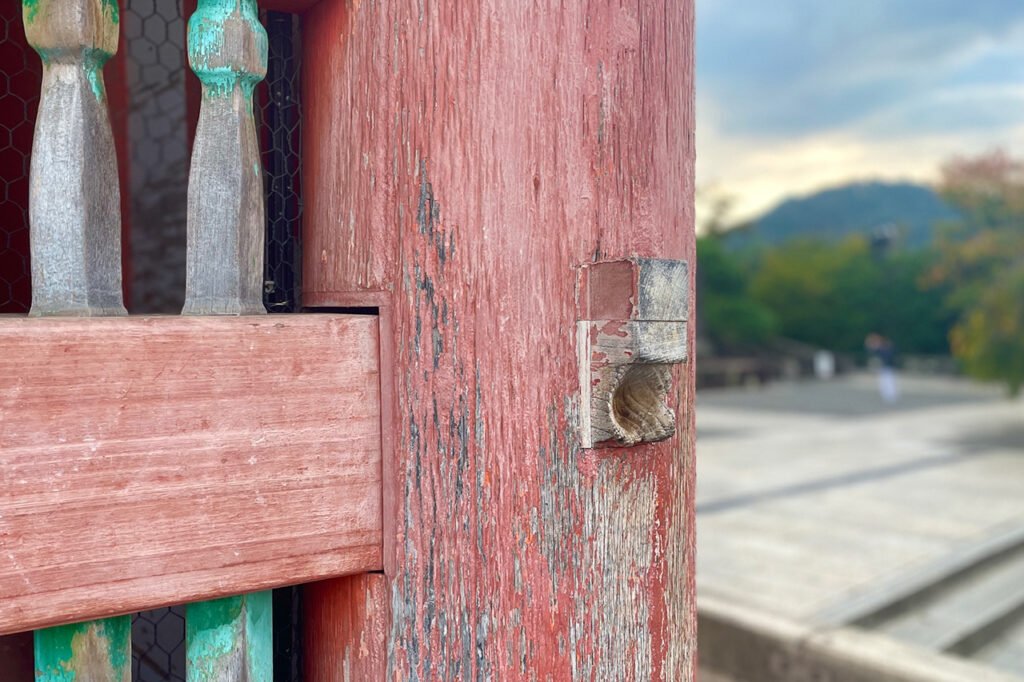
[{"left": 5, "top": 1, "right": 382, "bottom": 679}]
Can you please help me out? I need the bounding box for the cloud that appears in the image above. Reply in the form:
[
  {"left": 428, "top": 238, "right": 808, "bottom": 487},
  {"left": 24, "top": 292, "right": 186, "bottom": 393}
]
[
  {"left": 698, "top": 0, "right": 1024, "bottom": 136},
  {"left": 696, "top": 0, "right": 1024, "bottom": 225}
]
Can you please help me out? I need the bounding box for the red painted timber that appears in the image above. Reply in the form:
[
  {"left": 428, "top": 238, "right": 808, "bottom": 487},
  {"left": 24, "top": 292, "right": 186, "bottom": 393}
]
[
  {"left": 303, "top": 574, "right": 390, "bottom": 680},
  {"left": 0, "top": 315, "right": 383, "bottom": 635},
  {"left": 109, "top": 0, "right": 133, "bottom": 308},
  {"left": 301, "top": 0, "right": 696, "bottom": 679}
]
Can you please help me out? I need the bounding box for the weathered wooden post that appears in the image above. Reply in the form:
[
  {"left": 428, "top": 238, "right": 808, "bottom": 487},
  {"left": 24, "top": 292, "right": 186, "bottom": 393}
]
[
  {"left": 34, "top": 618, "right": 131, "bottom": 682},
  {"left": 23, "top": 0, "right": 126, "bottom": 316},
  {"left": 297, "top": 0, "right": 697, "bottom": 678},
  {"left": 182, "top": 0, "right": 267, "bottom": 315}
]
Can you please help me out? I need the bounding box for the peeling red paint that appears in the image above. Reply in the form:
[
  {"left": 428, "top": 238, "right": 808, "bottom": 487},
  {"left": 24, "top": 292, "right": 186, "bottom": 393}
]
[
  {"left": 301, "top": 0, "right": 696, "bottom": 678},
  {"left": 599, "top": 320, "right": 630, "bottom": 337}
]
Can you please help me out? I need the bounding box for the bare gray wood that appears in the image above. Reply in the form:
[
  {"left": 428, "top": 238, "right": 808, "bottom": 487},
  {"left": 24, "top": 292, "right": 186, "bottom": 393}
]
[
  {"left": 23, "top": 0, "right": 126, "bottom": 317},
  {"left": 182, "top": 0, "right": 267, "bottom": 315}
]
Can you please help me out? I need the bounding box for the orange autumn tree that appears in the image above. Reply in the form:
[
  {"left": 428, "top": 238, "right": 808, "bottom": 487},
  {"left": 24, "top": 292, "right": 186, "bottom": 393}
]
[{"left": 932, "top": 151, "right": 1024, "bottom": 394}]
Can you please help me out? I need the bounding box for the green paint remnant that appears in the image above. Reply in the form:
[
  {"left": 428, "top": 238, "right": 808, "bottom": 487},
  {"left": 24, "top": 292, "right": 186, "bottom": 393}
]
[
  {"left": 23, "top": 0, "right": 118, "bottom": 28},
  {"left": 23, "top": 0, "right": 117, "bottom": 102},
  {"left": 187, "top": 591, "right": 272, "bottom": 682},
  {"left": 22, "top": 0, "right": 41, "bottom": 24},
  {"left": 188, "top": 0, "right": 267, "bottom": 101},
  {"left": 34, "top": 616, "right": 131, "bottom": 682},
  {"left": 101, "top": 0, "right": 119, "bottom": 24},
  {"left": 82, "top": 48, "right": 111, "bottom": 102}
]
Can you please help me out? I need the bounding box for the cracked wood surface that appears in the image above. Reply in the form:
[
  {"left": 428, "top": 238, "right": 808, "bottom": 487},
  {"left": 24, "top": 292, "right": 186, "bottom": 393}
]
[
  {"left": 300, "top": 1, "right": 696, "bottom": 678},
  {"left": 0, "top": 314, "right": 382, "bottom": 635}
]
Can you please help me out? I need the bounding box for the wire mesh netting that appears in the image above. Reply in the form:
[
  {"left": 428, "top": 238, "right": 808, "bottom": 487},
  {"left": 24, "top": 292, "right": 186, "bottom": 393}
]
[
  {"left": 0, "top": 2, "right": 39, "bottom": 314},
  {"left": 0, "top": 2, "right": 304, "bottom": 680},
  {"left": 260, "top": 10, "right": 303, "bottom": 313},
  {"left": 0, "top": 0, "right": 302, "bottom": 315},
  {"left": 122, "top": 0, "right": 189, "bottom": 314}
]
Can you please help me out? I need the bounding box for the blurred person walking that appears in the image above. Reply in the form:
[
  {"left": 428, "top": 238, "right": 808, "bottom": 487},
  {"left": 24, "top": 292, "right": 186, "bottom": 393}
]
[{"left": 866, "top": 333, "right": 899, "bottom": 404}]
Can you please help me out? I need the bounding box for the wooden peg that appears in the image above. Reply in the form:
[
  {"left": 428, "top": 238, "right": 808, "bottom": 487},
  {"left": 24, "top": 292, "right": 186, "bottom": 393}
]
[{"left": 578, "top": 258, "right": 690, "bottom": 447}]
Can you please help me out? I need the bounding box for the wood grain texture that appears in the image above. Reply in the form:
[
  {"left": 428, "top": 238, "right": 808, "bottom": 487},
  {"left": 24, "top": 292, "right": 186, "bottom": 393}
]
[
  {"left": 23, "top": 0, "right": 126, "bottom": 317},
  {"left": 0, "top": 315, "right": 383, "bottom": 635},
  {"left": 303, "top": 574, "right": 390, "bottom": 681},
  {"left": 301, "top": 1, "right": 696, "bottom": 678}
]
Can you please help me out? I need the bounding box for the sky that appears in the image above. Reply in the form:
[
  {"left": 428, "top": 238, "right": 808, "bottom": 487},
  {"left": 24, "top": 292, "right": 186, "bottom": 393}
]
[{"left": 697, "top": 0, "right": 1024, "bottom": 226}]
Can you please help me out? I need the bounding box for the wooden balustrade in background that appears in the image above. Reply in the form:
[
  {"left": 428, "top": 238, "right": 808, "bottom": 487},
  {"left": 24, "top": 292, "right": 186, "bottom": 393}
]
[
  {"left": 8, "top": 1, "right": 377, "bottom": 680},
  {"left": 23, "top": 2, "right": 130, "bottom": 677}
]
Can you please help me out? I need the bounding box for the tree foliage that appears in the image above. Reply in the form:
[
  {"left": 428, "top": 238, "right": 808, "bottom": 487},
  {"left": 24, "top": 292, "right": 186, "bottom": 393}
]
[
  {"left": 749, "top": 237, "right": 951, "bottom": 355},
  {"left": 932, "top": 151, "right": 1024, "bottom": 394},
  {"left": 696, "top": 236, "right": 777, "bottom": 350}
]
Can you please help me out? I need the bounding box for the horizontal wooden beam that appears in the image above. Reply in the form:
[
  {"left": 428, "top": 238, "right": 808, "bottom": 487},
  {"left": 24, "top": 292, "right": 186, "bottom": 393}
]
[{"left": 0, "top": 315, "right": 382, "bottom": 635}]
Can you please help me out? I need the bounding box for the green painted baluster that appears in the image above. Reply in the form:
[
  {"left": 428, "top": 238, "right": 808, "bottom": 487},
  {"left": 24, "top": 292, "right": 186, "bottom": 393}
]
[
  {"left": 182, "top": 1, "right": 272, "bottom": 676},
  {"left": 182, "top": 0, "right": 268, "bottom": 315},
  {"left": 34, "top": 616, "right": 131, "bottom": 682},
  {"left": 25, "top": 1, "right": 130, "bottom": 677},
  {"left": 183, "top": 2, "right": 272, "bottom": 678},
  {"left": 187, "top": 592, "right": 272, "bottom": 681}
]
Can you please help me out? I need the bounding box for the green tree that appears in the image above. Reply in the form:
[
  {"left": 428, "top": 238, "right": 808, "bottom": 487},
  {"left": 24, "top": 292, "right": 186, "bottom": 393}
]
[
  {"left": 696, "top": 236, "right": 777, "bottom": 349},
  {"left": 750, "top": 236, "right": 951, "bottom": 356},
  {"left": 932, "top": 151, "right": 1024, "bottom": 393}
]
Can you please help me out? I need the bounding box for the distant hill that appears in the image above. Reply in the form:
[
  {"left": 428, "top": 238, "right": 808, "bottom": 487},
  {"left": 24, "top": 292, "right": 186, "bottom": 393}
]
[{"left": 726, "top": 182, "right": 959, "bottom": 249}]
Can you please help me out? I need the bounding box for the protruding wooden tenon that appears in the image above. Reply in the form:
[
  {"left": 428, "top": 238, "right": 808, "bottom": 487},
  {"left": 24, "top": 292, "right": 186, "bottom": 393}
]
[
  {"left": 578, "top": 258, "right": 690, "bottom": 447},
  {"left": 23, "top": 0, "right": 126, "bottom": 316}
]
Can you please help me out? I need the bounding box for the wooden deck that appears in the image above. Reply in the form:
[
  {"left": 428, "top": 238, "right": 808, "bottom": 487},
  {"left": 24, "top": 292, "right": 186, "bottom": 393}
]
[{"left": 697, "top": 374, "right": 1024, "bottom": 680}]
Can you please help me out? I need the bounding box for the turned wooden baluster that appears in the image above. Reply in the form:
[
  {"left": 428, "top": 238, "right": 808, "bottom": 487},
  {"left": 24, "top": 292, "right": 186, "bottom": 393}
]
[
  {"left": 25, "top": 1, "right": 130, "bottom": 678},
  {"left": 183, "top": 0, "right": 267, "bottom": 315},
  {"left": 23, "top": 0, "right": 126, "bottom": 316},
  {"left": 184, "top": 1, "right": 273, "bottom": 677}
]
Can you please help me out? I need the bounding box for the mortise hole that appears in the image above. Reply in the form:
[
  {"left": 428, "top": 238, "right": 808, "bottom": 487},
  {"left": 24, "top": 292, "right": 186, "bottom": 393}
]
[{"left": 610, "top": 364, "right": 675, "bottom": 445}]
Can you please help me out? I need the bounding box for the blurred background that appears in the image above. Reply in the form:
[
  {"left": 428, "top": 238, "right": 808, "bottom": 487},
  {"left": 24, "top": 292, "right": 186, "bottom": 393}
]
[{"left": 695, "top": 2, "right": 1024, "bottom": 680}]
